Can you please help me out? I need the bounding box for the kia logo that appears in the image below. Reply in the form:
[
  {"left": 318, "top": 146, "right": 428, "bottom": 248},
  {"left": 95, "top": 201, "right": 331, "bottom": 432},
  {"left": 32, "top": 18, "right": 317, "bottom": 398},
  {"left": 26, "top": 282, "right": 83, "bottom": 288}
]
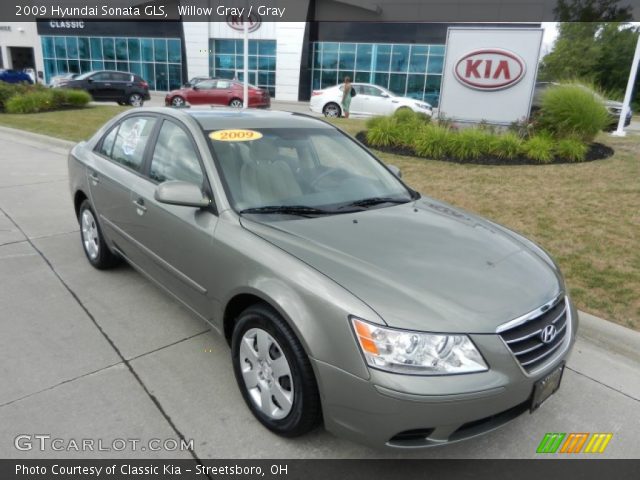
[
  {"left": 226, "top": 13, "right": 262, "bottom": 32},
  {"left": 454, "top": 49, "right": 526, "bottom": 91},
  {"left": 540, "top": 324, "right": 558, "bottom": 344}
]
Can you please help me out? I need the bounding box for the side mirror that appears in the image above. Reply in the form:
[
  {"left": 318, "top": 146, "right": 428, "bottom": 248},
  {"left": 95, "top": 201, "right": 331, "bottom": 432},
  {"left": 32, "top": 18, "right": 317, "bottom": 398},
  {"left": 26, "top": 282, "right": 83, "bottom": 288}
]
[
  {"left": 387, "top": 164, "right": 402, "bottom": 178},
  {"left": 192, "top": 84, "right": 199, "bottom": 90},
  {"left": 381, "top": 93, "right": 390, "bottom": 98},
  {"left": 87, "top": 78, "right": 94, "bottom": 83},
  {"left": 154, "top": 181, "right": 211, "bottom": 208}
]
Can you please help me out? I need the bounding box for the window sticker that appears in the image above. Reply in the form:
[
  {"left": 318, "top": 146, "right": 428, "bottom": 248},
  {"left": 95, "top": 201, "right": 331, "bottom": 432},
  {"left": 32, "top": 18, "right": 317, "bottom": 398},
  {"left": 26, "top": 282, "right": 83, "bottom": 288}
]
[
  {"left": 122, "top": 119, "right": 147, "bottom": 155},
  {"left": 209, "top": 129, "right": 263, "bottom": 142}
]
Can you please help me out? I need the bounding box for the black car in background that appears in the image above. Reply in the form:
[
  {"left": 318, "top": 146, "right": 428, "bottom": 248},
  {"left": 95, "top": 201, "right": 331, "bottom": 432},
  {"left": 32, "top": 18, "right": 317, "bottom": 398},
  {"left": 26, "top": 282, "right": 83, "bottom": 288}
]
[{"left": 57, "top": 70, "right": 150, "bottom": 107}]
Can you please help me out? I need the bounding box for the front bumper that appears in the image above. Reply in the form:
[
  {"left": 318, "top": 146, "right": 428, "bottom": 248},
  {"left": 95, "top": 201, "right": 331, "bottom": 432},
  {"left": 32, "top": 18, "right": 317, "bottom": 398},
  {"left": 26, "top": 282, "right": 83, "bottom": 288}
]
[{"left": 313, "top": 299, "right": 578, "bottom": 449}]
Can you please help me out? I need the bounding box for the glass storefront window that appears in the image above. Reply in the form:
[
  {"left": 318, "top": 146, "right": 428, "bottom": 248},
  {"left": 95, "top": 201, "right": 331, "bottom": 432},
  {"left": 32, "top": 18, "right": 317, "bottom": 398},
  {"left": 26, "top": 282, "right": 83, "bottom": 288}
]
[
  {"left": 312, "top": 41, "right": 445, "bottom": 106},
  {"left": 41, "top": 35, "right": 183, "bottom": 90},
  {"left": 209, "top": 39, "right": 277, "bottom": 98},
  {"left": 116, "top": 39, "right": 128, "bottom": 61},
  {"left": 154, "top": 39, "right": 167, "bottom": 63},
  {"left": 66, "top": 37, "right": 78, "bottom": 59}
]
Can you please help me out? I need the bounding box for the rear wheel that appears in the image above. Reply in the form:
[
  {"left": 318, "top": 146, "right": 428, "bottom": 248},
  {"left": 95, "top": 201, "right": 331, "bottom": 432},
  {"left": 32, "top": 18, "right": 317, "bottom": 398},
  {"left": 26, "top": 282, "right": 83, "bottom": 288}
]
[
  {"left": 78, "top": 200, "right": 119, "bottom": 269},
  {"left": 231, "top": 304, "right": 321, "bottom": 437},
  {"left": 323, "top": 102, "right": 341, "bottom": 118},
  {"left": 128, "top": 93, "right": 144, "bottom": 107},
  {"left": 229, "top": 98, "right": 243, "bottom": 108}
]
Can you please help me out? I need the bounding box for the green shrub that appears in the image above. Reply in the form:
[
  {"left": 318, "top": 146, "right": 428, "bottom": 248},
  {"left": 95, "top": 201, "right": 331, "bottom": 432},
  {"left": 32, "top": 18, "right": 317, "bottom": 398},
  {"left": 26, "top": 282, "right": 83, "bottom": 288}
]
[
  {"left": 51, "top": 88, "right": 91, "bottom": 107},
  {"left": 366, "top": 116, "right": 399, "bottom": 148},
  {"left": 413, "top": 124, "right": 453, "bottom": 159},
  {"left": 521, "top": 134, "right": 555, "bottom": 164},
  {"left": 365, "top": 115, "right": 386, "bottom": 131},
  {"left": 5, "top": 91, "right": 55, "bottom": 113},
  {"left": 555, "top": 136, "right": 588, "bottom": 162},
  {"left": 489, "top": 132, "right": 523, "bottom": 159},
  {"left": 537, "top": 83, "right": 610, "bottom": 142},
  {"left": 446, "top": 128, "right": 493, "bottom": 160}
]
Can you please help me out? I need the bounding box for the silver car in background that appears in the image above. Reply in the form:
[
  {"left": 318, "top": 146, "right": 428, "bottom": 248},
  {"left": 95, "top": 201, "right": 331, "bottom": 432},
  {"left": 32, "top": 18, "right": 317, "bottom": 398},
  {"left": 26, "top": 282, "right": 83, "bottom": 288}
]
[{"left": 68, "top": 108, "right": 577, "bottom": 448}]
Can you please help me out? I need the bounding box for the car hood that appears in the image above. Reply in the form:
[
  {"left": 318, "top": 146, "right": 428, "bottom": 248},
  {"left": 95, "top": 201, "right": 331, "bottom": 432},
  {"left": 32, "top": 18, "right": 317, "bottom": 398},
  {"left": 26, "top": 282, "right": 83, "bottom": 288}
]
[{"left": 240, "top": 198, "right": 562, "bottom": 333}]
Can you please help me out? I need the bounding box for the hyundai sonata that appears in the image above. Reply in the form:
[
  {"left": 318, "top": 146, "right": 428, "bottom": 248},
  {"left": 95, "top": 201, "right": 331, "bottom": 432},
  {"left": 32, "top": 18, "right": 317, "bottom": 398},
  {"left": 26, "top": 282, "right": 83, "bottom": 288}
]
[{"left": 68, "top": 108, "right": 576, "bottom": 448}]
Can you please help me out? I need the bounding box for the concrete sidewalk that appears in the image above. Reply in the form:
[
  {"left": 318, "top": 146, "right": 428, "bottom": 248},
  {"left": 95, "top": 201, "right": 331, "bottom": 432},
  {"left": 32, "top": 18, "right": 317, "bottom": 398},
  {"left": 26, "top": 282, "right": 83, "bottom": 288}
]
[{"left": 0, "top": 127, "right": 638, "bottom": 459}]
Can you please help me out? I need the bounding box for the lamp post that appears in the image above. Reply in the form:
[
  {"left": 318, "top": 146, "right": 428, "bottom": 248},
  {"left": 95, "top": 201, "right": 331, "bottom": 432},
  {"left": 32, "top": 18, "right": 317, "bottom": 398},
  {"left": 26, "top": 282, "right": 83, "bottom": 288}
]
[
  {"left": 612, "top": 32, "right": 640, "bottom": 137},
  {"left": 242, "top": 10, "right": 249, "bottom": 109}
]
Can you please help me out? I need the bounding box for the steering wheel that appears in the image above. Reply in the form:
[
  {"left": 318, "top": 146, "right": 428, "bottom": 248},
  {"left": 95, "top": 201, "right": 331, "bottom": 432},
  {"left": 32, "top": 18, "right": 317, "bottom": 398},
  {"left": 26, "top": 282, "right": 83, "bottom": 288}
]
[{"left": 310, "top": 167, "right": 348, "bottom": 189}]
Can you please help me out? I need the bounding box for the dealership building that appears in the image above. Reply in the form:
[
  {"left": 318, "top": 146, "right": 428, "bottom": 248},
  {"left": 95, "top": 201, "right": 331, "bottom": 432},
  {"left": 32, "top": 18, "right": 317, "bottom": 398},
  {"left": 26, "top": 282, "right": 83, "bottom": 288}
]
[{"left": 0, "top": 17, "right": 534, "bottom": 106}]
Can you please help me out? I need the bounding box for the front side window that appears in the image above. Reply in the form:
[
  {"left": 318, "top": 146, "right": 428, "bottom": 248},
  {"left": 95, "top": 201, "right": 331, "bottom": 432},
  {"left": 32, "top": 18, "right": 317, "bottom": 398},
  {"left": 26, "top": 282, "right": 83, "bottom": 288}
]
[
  {"left": 150, "top": 121, "right": 204, "bottom": 185},
  {"left": 208, "top": 128, "right": 411, "bottom": 213},
  {"left": 110, "top": 116, "right": 157, "bottom": 171},
  {"left": 97, "top": 125, "right": 118, "bottom": 157}
]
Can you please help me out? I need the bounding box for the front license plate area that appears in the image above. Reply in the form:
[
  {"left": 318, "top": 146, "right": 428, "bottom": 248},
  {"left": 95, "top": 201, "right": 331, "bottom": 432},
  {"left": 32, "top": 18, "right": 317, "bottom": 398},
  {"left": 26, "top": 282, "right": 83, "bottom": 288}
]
[{"left": 530, "top": 363, "right": 564, "bottom": 412}]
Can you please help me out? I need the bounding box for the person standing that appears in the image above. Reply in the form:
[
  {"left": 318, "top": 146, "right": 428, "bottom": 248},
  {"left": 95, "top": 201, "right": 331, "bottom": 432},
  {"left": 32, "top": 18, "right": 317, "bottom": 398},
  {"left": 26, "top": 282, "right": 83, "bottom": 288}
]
[{"left": 341, "top": 76, "right": 353, "bottom": 118}]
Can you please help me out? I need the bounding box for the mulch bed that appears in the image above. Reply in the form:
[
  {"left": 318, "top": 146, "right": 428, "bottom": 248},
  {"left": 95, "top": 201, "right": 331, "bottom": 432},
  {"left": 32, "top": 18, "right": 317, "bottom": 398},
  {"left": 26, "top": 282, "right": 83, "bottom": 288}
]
[{"left": 355, "top": 131, "right": 615, "bottom": 166}]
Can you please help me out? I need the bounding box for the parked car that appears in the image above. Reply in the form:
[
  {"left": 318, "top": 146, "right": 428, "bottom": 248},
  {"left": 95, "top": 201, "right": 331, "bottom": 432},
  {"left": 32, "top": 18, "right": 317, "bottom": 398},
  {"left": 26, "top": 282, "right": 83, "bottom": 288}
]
[
  {"left": 532, "top": 81, "right": 632, "bottom": 127},
  {"left": 310, "top": 82, "right": 433, "bottom": 118},
  {"left": 0, "top": 69, "right": 33, "bottom": 84},
  {"left": 69, "top": 108, "right": 576, "bottom": 449},
  {"left": 60, "top": 70, "right": 150, "bottom": 107},
  {"left": 165, "top": 79, "right": 271, "bottom": 108},
  {"left": 49, "top": 72, "right": 79, "bottom": 88}
]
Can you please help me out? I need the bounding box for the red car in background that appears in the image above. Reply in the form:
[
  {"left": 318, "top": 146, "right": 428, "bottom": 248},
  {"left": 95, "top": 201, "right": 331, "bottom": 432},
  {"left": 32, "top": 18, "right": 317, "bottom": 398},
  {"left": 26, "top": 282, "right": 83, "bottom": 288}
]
[{"left": 165, "top": 79, "right": 270, "bottom": 108}]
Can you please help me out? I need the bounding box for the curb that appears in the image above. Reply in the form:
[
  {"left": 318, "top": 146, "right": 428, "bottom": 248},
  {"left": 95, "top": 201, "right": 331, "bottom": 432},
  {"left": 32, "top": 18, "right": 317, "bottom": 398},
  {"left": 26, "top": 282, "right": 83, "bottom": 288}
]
[
  {"left": 0, "top": 125, "right": 75, "bottom": 150},
  {"left": 578, "top": 310, "right": 640, "bottom": 363},
  {"left": 1, "top": 124, "right": 638, "bottom": 361}
]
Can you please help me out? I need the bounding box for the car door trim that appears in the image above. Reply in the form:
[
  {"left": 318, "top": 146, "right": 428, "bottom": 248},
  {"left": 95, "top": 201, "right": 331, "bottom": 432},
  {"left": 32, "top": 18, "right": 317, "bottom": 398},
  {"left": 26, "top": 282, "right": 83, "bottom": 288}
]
[{"left": 100, "top": 214, "right": 208, "bottom": 295}]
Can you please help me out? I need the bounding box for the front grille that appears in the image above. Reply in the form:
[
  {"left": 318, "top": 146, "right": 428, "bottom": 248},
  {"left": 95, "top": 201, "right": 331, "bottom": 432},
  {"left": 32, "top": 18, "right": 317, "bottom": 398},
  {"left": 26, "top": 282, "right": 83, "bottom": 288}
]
[{"left": 499, "top": 296, "right": 568, "bottom": 373}]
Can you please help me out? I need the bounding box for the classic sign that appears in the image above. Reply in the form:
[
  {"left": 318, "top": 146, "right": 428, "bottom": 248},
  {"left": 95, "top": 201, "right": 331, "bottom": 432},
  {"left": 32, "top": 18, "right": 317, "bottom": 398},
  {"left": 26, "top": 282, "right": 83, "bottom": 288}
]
[{"left": 454, "top": 49, "right": 526, "bottom": 91}]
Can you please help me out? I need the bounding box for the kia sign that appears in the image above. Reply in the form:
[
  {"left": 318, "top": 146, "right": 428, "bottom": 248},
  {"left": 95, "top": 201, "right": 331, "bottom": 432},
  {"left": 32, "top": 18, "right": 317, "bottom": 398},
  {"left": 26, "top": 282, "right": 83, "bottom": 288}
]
[
  {"left": 439, "top": 28, "right": 543, "bottom": 125},
  {"left": 226, "top": 13, "right": 262, "bottom": 33},
  {"left": 454, "top": 49, "right": 526, "bottom": 91}
]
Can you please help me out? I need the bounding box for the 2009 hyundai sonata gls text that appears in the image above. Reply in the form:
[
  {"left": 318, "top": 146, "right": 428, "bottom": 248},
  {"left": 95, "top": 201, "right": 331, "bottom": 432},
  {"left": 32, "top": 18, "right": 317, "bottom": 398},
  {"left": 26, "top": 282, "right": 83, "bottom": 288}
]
[{"left": 68, "top": 108, "right": 577, "bottom": 448}]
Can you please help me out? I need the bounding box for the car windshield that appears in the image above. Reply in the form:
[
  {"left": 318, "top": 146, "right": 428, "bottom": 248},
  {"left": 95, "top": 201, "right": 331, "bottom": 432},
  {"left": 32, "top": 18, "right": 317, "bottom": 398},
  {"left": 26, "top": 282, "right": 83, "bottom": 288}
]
[{"left": 207, "top": 127, "right": 413, "bottom": 215}]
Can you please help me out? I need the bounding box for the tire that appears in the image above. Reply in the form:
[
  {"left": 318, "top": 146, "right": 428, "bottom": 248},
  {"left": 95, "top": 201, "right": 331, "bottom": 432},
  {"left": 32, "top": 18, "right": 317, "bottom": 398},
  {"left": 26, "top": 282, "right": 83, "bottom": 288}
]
[
  {"left": 322, "top": 102, "right": 341, "bottom": 118},
  {"left": 78, "top": 199, "right": 120, "bottom": 270},
  {"left": 229, "top": 98, "right": 243, "bottom": 108},
  {"left": 128, "top": 93, "right": 144, "bottom": 107},
  {"left": 231, "top": 304, "right": 321, "bottom": 437},
  {"left": 117, "top": 101, "right": 127, "bottom": 106},
  {"left": 171, "top": 96, "right": 186, "bottom": 107}
]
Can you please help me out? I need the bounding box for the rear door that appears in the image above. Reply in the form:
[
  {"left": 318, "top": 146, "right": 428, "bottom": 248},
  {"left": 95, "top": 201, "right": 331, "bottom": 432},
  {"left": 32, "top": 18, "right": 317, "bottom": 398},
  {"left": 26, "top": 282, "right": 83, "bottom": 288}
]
[
  {"left": 110, "top": 72, "right": 133, "bottom": 100},
  {"left": 86, "top": 115, "right": 158, "bottom": 265},
  {"left": 123, "top": 118, "right": 219, "bottom": 320}
]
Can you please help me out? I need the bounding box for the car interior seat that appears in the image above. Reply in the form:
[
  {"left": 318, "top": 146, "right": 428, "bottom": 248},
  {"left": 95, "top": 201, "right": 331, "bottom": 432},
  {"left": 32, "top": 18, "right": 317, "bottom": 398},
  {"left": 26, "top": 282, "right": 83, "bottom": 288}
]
[{"left": 239, "top": 138, "right": 303, "bottom": 207}]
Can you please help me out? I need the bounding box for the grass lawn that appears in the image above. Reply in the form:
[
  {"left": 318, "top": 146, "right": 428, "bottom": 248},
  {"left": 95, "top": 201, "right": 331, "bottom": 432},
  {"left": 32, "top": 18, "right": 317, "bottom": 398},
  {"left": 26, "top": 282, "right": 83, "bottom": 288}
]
[
  {"left": 0, "top": 109, "right": 637, "bottom": 328},
  {"left": 0, "top": 105, "right": 129, "bottom": 142}
]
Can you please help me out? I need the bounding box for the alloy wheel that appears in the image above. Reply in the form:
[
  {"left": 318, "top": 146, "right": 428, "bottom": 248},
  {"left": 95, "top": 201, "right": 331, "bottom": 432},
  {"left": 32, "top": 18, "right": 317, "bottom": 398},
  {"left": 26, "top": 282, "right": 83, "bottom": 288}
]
[
  {"left": 239, "top": 328, "right": 294, "bottom": 420},
  {"left": 129, "top": 94, "right": 143, "bottom": 107},
  {"left": 229, "top": 99, "right": 243, "bottom": 108},
  {"left": 81, "top": 209, "right": 100, "bottom": 260}
]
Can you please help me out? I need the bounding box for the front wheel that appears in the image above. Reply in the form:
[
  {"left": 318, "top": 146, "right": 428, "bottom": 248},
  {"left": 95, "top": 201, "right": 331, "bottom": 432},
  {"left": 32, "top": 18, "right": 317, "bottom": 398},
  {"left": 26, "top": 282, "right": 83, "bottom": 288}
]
[
  {"left": 171, "top": 96, "right": 186, "bottom": 107},
  {"left": 231, "top": 304, "right": 321, "bottom": 437},
  {"left": 78, "top": 200, "right": 120, "bottom": 269},
  {"left": 128, "top": 93, "right": 144, "bottom": 107},
  {"left": 322, "top": 102, "right": 341, "bottom": 118},
  {"left": 229, "top": 98, "right": 243, "bottom": 108}
]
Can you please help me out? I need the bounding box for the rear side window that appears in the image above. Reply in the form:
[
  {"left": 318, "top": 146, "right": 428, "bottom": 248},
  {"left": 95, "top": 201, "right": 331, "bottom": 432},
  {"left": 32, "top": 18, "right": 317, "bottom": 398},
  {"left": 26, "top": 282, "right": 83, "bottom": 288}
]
[
  {"left": 149, "top": 121, "right": 204, "bottom": 185},
  {"left": 112, "top": 72, "right": 131, "bottom": 82},
  {"left": 110, "top": 116, "right": 157, "bottom": 171},
  {"left": 97, "top": 125, "right": 118, "bottom": 157}
]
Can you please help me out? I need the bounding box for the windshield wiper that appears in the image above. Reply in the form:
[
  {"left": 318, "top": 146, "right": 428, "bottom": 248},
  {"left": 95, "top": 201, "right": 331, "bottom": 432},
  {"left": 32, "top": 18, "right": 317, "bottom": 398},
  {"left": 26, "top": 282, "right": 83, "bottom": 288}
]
[
  {"left": 239, "top": 205, "right": 337, "bottom": 217},
  {"left": 339, "top": 196, "right": 411, "bottom": 209}
]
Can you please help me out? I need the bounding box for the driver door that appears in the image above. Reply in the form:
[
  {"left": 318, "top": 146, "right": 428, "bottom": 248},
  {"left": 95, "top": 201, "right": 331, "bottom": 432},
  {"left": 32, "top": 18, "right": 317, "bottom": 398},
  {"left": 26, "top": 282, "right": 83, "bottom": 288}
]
[{"left": 362, "top": 86, "right": 395, "bottom": 115}]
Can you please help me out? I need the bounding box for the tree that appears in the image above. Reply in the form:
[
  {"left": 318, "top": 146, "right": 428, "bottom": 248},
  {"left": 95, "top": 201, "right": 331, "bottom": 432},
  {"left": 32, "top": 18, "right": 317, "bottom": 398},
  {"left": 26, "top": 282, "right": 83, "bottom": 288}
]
[{"left": 554, "top": 0, "right": 633, "bottom": 21}]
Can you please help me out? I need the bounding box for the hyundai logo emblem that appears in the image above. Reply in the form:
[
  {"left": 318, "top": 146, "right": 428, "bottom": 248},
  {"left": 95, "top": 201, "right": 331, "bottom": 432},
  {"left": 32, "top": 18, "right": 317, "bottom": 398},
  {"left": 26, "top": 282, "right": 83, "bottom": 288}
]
[{"left": 540, "top": 324, "right": 557, "bottom": 344}]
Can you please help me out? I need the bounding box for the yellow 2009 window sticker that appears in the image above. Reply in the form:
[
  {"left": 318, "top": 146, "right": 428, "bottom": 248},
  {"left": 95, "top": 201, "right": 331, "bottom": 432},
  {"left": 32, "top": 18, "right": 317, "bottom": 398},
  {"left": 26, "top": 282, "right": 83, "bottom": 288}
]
[{"left": 209, "top": 129, "right": 263, "bottom": 142}]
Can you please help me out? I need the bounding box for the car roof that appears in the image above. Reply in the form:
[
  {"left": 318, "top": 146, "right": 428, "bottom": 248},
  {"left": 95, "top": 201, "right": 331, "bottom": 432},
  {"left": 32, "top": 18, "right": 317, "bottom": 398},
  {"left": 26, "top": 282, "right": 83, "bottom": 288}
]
[{"left": 128, "top": 107, "right": 335, "bottom": 130}]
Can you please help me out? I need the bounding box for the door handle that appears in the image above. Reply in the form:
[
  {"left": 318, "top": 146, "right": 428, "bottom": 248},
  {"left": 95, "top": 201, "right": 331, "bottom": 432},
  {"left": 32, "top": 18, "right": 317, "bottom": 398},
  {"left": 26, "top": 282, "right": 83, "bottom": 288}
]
[
  {"left": 132, "top": 198, "right": 147, "bottom": 214},
  {"left": 88, "top": 171, "right": 100, "bottom": 184}
]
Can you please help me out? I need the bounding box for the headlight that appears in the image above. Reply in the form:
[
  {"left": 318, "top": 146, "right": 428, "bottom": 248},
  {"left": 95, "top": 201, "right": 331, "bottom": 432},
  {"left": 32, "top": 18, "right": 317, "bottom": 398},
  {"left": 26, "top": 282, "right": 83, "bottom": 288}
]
[{"left": 351, "top": 318, "right": 488, "bottom": 375}]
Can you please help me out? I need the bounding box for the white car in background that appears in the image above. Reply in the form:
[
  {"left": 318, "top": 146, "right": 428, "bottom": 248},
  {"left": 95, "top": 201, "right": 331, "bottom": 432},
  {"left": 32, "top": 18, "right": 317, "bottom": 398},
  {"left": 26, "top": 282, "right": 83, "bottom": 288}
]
[{"left": 309, "top": 83, "right": 433, "bottom": 118}]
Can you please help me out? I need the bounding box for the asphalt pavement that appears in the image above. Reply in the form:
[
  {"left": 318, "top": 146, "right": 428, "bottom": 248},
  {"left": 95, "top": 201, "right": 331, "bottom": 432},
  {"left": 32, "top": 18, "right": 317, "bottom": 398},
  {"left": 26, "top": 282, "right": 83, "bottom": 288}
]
[{"left": 0, "top": 126, "right": 638, "bottom": 459}]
